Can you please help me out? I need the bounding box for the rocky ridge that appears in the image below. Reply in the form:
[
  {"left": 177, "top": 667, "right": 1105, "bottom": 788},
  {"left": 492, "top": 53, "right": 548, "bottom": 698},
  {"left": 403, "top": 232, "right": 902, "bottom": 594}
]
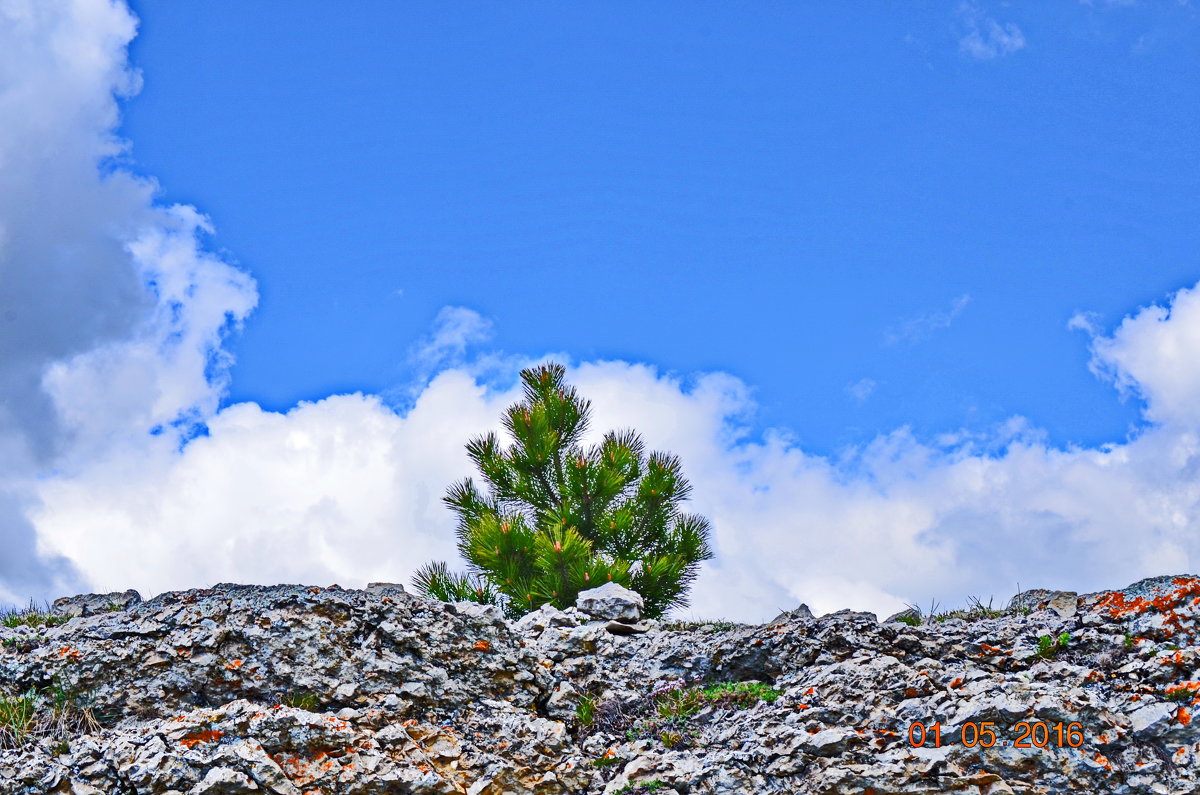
[{"left": 2, "top": 576, "right": 1200, "bottom": 793}]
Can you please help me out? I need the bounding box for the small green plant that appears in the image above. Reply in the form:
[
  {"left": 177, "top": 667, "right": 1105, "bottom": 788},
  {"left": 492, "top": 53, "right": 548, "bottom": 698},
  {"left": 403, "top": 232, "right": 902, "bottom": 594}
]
[
  {"left": 576, "top": 694, "right": 596, "bottom": 727},
  {"left": 281, "top": 690, "right": 319, "bottom": 711},
  {"left": 591, "top": 751, "right": 622, "bottom": 768},
  {"left": 0, "top": 690, "right": 38, "bottom": 748},
  {"left": 1036, "top": 632, "right": 1070, "bottom": 660},
  {"left": 619, "top": 679, "right": 784, "bottom": 749},
  {"left": 655, "top": 687, "right": 706, "bottom": 720},
  {"left": 932, "top": 596, "right": 1006, "bottom": 624},
  {"left": 699, "top": 681, "right": 781, "bottom": 708},
  {"left": 897, "top": 613, "right": 921, "bottom": 627},
  {"left": 1165, "top": 686, "right": 1200, "bottom": 702},
  {"left": 0, "top": 676, "right": 98, "bottom": 751},
  {"left": 615, "top": 781, "right": 668, "bottom": 795},
  {"left": 0, "top": 601, "right": 69, "bottom": 630},
  {"left": 1124, "top": 633, "right": 1134, "bottom": 650}
]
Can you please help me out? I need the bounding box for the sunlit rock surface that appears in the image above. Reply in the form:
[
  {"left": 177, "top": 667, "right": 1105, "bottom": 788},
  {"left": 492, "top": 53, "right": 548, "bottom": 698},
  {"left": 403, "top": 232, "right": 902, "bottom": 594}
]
[{"left": 2, "top": 576, "right": 1200, "bottom": 793}]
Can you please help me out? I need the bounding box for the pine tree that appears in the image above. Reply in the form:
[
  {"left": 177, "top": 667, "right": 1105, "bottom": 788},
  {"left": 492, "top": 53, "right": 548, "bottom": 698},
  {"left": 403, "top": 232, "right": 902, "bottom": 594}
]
[{"left": 412, "top": 362, "right": 713, "bottom": 619}]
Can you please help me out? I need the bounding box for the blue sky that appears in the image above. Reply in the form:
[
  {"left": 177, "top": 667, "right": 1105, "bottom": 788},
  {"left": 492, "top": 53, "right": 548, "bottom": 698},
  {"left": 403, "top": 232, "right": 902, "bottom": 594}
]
[
  {"left": 121, "top": 0, "right": 1199, "bottom": 453},
  {"left": 3, "top": 1, "right": 1200, "bottom": 619}
]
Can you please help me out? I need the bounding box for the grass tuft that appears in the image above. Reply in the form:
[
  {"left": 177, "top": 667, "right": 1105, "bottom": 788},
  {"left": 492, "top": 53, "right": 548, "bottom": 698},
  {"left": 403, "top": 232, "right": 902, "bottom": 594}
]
[
  {"left": 0, "top": 677, "right": 101, "bottom": 750},
  {"left": 281, "top": 690, "right": 319, "bottom": 711},
  {"left": 1, "top": 601, "right": 69, "bottom": 630}
]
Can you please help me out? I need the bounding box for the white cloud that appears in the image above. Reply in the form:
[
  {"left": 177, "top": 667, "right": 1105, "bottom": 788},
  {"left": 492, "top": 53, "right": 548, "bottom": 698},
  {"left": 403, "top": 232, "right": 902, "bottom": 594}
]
[
  {"left": 884, "top": 294, "right": 971, "bottom": 345},
  {"left": 409, "top": 306, "right": 494, "bottom": 372},
  {"left": 1083, "top": 283, "right": 1200, "bottom": 428},
  {"left": 11, "top": 0, "right": 1200, "bottom": 628},
  {"left": 846, "top": 378, "right": 878, "bottom": 403},
  {"left": 0, "top": 0, "right": 256, "bottom": 604},
  {"left": 958, "top": 3, "right": 1027, "bottom": 60},
  {"left": 31, "top": 280, "right": 1200, "bottom": 622}
]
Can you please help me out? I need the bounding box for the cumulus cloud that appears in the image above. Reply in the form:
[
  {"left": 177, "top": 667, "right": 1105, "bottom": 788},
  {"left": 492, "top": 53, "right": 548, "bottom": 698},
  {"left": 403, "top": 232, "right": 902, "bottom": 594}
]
[
  {"left": 884, "top": 294, "right": 971, "bottom": 346},
  {"left": 32, "top": 280, "right": 1200, "bottom": 622},
  {"left": 958, "top": 3, "right": 1027, "bottom": 60},
  {"left": 11, "top": 0, "right": 1200, "bottom": 627},
  {"left": 0, "top": 0, "right": 256, "bottom": 604},
  {"left": 1083, "top": 283, "right": 1200, "bottom": 427}
]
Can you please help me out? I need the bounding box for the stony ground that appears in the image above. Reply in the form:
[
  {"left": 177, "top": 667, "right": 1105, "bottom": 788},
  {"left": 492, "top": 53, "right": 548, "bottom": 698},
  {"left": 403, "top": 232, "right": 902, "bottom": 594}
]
[{"left": 2, "top": 575, "right": 1200, "bottom": 794}]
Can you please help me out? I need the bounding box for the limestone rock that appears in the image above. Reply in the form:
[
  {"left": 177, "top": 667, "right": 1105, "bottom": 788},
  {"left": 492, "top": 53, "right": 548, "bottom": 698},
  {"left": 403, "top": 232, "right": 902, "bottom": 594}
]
[
  {"left": 575, "top": 582, "right": 644, "bottom": 623},
  {"left": 51, "top": 588, "right": 141, "bottom": 617},
  {"left": 1, "top": 575, "right": 1199, "bottom": 793}
]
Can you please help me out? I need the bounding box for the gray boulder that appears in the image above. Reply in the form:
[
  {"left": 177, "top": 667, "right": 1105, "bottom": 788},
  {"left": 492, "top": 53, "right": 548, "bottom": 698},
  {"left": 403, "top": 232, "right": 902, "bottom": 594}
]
[
  {"left": 575, "top": 582, "right": 644, "bottom": 623},
  {"left": 51, "top": 589, "right": 141, "bottom": 618}
]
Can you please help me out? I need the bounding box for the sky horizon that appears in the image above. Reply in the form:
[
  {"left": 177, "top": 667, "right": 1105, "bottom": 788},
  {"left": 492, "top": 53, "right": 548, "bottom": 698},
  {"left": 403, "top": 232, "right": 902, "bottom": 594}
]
[{"left": 2, "top": 0, "right": 1199, "bottom": 621}]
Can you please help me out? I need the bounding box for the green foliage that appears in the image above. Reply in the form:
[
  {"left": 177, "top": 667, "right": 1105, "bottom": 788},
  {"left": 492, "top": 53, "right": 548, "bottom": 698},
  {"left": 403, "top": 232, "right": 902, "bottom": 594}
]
[
  {"left": 0, "top": 691, "right": 37, "bottom": 747},
  {"left": 0, "top": 677, "right": 100, "bottom": 750},
  {"left": 655, "top": 687, "right": 706, "bottom": 719},
  {"left": 614, "top": 679, "right": 782, "bottom": 749},
  {"left": 896, "top": 613, "right": 921, "bottom": 627},
  {"left": 1124, "top": 632, "right": 1134, "bottom": 650},
  {"left": 1, "top": 601, "right": 69, "bottom": 629},
  {"left": 576, "top": 694, "right": 596, "bottom": 727},
  {"left": 931, "top": 596, "right": 1007, "bottom": 624},
  {"left": 413, "top": 362, "right": 714, "bottom": 619},
  {"left": 615, "top": 781, "right": 668, "bottom": 795},
  {"left": 700, "top": 681, "right": 782, "bottom": 707},
  {"left": 1165, "top": 686, "right": 1199, "bottom": 702},
  {"left": 282, "top": 690, "right": 319, "bottom": 711},
  {"left": 1036, "top": 632, "right": 1070, "bottom": 660},
  {"left": 591, "top": 751, "right": 622, "bottom": 768}
]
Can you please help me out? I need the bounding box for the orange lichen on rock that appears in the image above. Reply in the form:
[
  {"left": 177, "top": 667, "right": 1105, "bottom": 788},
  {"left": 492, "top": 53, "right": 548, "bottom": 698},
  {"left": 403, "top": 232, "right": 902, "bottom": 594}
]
[
  {"left": 179, "top": 729, "right": 225, "bottom": 749},
  {"left": 1097, "top": 577, "right": 1200, "bottom": 622},
  {"left": 474, "top": 640, "right": 491, "bottom": 652},
  {"left": 224, "top": 659, "right": 243, "bottom": 670},
  {"left": 1177, "top": 707, "right": 1192, "bottom": 726}
]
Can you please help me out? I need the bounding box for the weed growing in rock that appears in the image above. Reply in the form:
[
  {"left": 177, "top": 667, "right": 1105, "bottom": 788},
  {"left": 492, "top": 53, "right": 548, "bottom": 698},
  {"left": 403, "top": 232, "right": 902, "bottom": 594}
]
[
  {"left": 1036, "top": 632, "right": 1070, "bottom": 660},
  {"left": 0, "top": 677, "right": 100, "bottom": 750},
  {"left": 591, "top": 748, "right": 622, "bottom": 768},
  {"left": 0, "top": 691, "right": 37, "bottom": 747},
  {"left": 576, "top": 694, "right": 596, "bottom": 727},
  {"left": 1164, "top": 683, "right": 1200, "bottom": 702},
  {"left": 608, "top": 678, "right": 782, "bottom": 749},
  {"left": 0, "top": 601, "right": 69, "bottom": 629},
  {"left": 281, "top": 690, "right": 319, "bottom": 711},
  {"left": 932, "top": 596, "right": 1008, "bottom": 623},
  {"left": 616, "top": 780, "right": 668, "bottom": 794}
]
